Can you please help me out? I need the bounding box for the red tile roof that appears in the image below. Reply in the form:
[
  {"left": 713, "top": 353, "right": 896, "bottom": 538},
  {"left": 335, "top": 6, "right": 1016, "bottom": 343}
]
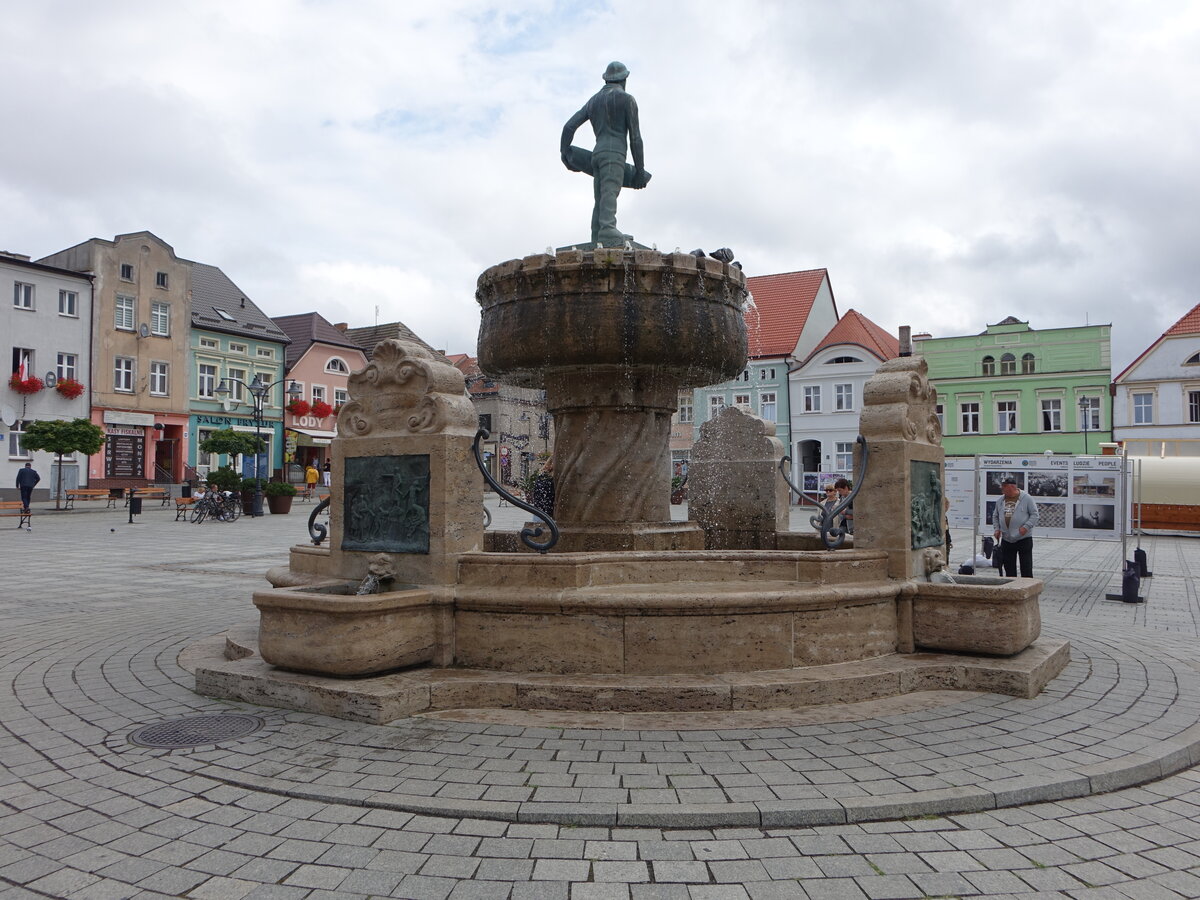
[
  {"left": 806, "top": 309, "right": 899, "bottom": 363},
  {"left": 1164, "top": 302, "right": 1200, "bottom": 336},
  {"left": 744, "top": 268, "right": 830, "bottom": 358}
]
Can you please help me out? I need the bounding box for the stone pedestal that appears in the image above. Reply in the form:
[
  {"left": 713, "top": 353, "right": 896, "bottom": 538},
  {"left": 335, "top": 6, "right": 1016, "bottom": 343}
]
[
  {"left": 690, "top": 407, "right": 789, "bottom": 549},
  {"left": 477, "top": 248, "right": 748, "bottom": 550}
]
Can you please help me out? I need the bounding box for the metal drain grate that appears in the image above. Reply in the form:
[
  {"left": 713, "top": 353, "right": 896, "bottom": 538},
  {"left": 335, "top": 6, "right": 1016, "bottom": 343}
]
[{"left": 129, "top": 714, "right": 264, "bottom": 748}]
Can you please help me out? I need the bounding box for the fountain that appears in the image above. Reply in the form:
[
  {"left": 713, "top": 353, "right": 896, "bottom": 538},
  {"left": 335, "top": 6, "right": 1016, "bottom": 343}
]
[{"left": 190, "top": 66, "right": 1068, "bottom": 723}]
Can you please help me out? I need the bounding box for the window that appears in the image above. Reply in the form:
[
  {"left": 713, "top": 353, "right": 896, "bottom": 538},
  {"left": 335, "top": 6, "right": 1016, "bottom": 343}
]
[
  {"left": 115, "top": 294, "right": 135, "bottom": 330},
  {"left": 997, "top": 400, "right": 1017, "bottom": 433},
  {"left": 8, "top": 420, "right": 28, "bottom": 458},
  {"left": 760, "top": 392, "right": 777, "bottom": 422},
  {"left": 197, "top": 429, "right": 214, "bottom": 468},
  {"left": 1000, "top": 353, "right": 1016, "bottom": 375},
  {"left": 758, "top": 367, "right": 776, "bottom": 380},
  {"left": 57, "top": 353, "right": 77, "bottom": 381},
  {"left": 229, "top": 342, "right": 247, "bottom": 355},
  {"left": 828, "top": 356, "right": 861, "bottom": 364},
  {"left": 739, "top": 370, "right": 750, "bottom": 382},
  {"left": 935, "top": 404, "right": 944, "bottom": 431},
  {"left": 227, "top": 368, "right": 246, "bottom": 402},
  {"left": 312, "top": 385, "right": 327, "bottom": 404},
  {"left": 13, "top": 282, "right": 34, "bottom": 309},
  {"left": 256, "top": 347, "right": 274, "bottom": 359},
  {"left": 12, "top": 347, "right": 34, "bottom": 376},
  {"left": 150, "top": 301, "right": 170, "bottom": 336},
  {"left": 834, "top": 383, "right": 854, "bottom": 411},
  {"left": 334, "top": 388, "right": 348, "bottom": 408},
  {"left": 58, "top": 290, "right": 78, "bottom": 316},
  {"left": 1022, "top": 353, "right": 1035, "bottom": 374},
  {"left": 981, "top": 356, "right": 995, "bottom": 376},
  {"left": 199, "top": 337, "right": 218, "bottom": 349},
  {"left": 149, "top": 361, "right": 169, "bottom": 396},
  {"left": 1132, "top": 392, "right": 1153, "bottom": 425},
  {"left": 198, "top": 364, "right": 217, "bottom": 399},
  {"left": 214, "top": 307, "right": 235, "bottom": 321},
  {"left": 120, "top": 263, "right": 134, "bottom": 280},
  {"left": 1041, "top": 398, "right": 1062, "bottom": 432},
  {"left": 1189, "top": 391, "right": 1200, "bottom": 424},
  {"left": 709, "top": 395, "right": 725, "bottom": 417},
  {"left": 960, "top": 401, "right": 980, "bottom": 434},
  {"left": 1080, "top": 397, "right": 1101, "bottom": 430},
  {"left": 114, "top": 357, "right": 134, "bottom": 392},
  {"left": 835, "top": 442, "right": 854, "bottom": 471},
  {"left": 326, "top": 357, "right": 350, "bottom": 374},
  {"left": 155, "top": 271, "right": 168, "bottom": 289},
  {"left": 733, "top": 393, "right": 750, "bottom": 408},
  {"left": 678, "top": 395, "right": 693, "bottom": 423},
  {"left": 803, "top": 386, "right": 821, "bottom": 412},
  {"left": 1187, "top": 352, "right": 1200, "bottom": 366}
]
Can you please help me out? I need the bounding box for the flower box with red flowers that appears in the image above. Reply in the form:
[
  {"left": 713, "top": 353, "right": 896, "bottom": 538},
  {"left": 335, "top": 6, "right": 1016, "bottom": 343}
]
[
  {"left": 310, "top": 400, "right": 333, "bottom": 419},
  {"left": 55, "top": 377, "right": 85, "bottom": 399},
  {"left": 286, "top": 399, "right": 311, "bottom": 417},
  {"left": 8, "top": 374, "right": 45, "bottom": 395}
]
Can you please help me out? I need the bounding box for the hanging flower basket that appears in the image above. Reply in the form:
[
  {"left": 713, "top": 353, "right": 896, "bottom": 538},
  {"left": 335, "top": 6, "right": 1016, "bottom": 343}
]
[
  {"left": 286, "top": 399, "right": 311, "bottom": 417},
  {"left": 310, "top": 400, "right": 333, "bottom": 419},
  {"left": 55, "top": 377, "right": 85, "bottom": 399},
  {"left": 8, "top": 374, "right": 44, "bottom": 395}
]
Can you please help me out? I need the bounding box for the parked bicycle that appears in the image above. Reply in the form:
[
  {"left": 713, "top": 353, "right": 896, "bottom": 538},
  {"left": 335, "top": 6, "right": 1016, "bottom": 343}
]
[{"left": 190, "top": 488, "right": 243, "bottom": 523}]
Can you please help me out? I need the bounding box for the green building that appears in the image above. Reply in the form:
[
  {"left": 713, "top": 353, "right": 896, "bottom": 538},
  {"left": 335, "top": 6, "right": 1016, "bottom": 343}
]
[{"left": 914, "top": 317, "right": 1112, "bottom": 456}]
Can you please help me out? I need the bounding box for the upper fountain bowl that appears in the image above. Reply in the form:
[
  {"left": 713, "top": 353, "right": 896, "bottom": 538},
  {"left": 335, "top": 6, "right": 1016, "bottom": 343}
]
[{"left": 477, "top": 248, "right": 748, "bottom": 389}]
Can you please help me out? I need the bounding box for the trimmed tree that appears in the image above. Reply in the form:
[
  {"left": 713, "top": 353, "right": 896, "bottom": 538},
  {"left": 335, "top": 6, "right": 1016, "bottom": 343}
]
[
  {"left": 198, "top": 428, "right": 266, "bottom": 459},
  {"left": 21, "top": 418, "right": 106, "bottom": 509}
]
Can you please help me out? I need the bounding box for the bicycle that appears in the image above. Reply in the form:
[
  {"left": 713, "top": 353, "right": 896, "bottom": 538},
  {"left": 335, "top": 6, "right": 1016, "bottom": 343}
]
[{"left": 190, "top": 489, "right": 242, "bottom": 523}]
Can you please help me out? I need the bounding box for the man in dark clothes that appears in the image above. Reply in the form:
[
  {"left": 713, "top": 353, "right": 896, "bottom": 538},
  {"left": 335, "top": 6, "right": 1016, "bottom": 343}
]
[{"left": 15, "top": 462, "right": 40, "bottom": 512}]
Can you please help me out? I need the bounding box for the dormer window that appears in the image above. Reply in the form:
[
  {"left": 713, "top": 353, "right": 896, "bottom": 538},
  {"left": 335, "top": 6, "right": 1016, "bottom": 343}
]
[
  {"left": 325, "top": 357, "right": 350, "bottom": 374},
  {"left": 827, "top": 356, "right": 862, "bottom": 364},
  {"left": 1186, "top": 351, "right": 1200, "bottom": 366}
]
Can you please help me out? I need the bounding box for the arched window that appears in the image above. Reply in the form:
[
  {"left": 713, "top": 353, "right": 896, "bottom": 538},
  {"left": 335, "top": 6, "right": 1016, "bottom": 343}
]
[
  {"left": 1000, "top": 353, "right": 1016, "bottom": 375},
  {"left": 1021, "top": 353, "right": 1035, "bottom": 374},
  {"left": 827, "top": 356, "right": 862, "bottom": 364},
  {"left": 981, "top": 355, "right": 995, "bottom": 376},
  {"left": 325, "top": 357, "right": 350, "bottom": 374},
  {"left": 1186, "top": 351, "right": 1200, "bottom": 366}
]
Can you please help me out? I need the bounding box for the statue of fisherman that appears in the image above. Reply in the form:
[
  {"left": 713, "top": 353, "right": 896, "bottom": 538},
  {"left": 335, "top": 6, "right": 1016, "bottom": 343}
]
[{"left": 560, "top": 61, "right": 651, "bottom": 247}]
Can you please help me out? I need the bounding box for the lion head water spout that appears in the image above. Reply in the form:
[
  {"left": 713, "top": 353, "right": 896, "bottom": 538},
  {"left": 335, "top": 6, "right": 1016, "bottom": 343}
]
[{"left": 355, "top": 553, "right": 396, "bottom": 595}]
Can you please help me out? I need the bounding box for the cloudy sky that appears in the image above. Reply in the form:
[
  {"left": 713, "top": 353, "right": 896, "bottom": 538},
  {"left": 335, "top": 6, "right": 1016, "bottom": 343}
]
[{"left": 3, "top": 1, "right": 1197, "bottom": 372}]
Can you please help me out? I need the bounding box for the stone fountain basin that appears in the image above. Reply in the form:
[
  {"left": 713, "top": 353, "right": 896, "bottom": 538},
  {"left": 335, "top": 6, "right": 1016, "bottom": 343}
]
[
  {"left": 912, "top": 576, "right": 1042, "bottom": 656},
  {"left": 253, "top": 581, "right": 435, "bottom": 677}
]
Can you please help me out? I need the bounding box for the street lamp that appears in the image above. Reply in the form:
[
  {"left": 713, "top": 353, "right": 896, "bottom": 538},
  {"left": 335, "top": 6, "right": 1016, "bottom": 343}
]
[
  {"left": 216, "top": 374, "right": 302, "bottom": 516},
  {"left": 1079, "top": 396, "right": 1091, "bottom": 455}
]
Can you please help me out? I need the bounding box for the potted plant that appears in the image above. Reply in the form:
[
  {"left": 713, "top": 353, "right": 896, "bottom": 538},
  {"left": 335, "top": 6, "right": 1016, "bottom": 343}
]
[
  {"left": 264, "top": 480, "right": 297, "bottom": 514},
  {"left": 54, "top": 377, "right": 85, "bottom": 399},
  {"left": 240, "top": 476, "right": 265, "bottom": 514},
  {"left": 310, "top": 400, "right": 333, "bottom": 419},
  {"left": 8, "top": 373, "right": 44, "bottom": 395},
  {"left": 286, "top": 398, "right": 311, "bottom": 417}
]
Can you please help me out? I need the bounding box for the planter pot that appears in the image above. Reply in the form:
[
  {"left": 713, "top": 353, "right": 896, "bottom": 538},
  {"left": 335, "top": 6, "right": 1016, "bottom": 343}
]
[
  {"left": 241, "top": 492, "right": 256, "bottom": 516},
  {"left": 266, "top": 495, "right": 294, "bottom": 515}
]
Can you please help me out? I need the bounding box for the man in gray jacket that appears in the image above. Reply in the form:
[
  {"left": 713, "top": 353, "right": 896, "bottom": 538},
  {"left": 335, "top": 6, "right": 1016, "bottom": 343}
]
[{"left": 993, "top": 477, "right": 1039, "bottom": 577}]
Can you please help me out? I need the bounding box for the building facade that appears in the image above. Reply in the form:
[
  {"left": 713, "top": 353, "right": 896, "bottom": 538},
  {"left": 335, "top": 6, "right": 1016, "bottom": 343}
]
[
  {"left": 693, "top": 269, "right": 839, "bottom": 462},
  {"left": 914, "top": 317, "right": 1113, "bottom": 457},
  {"left": 188, "top": 264, "right": 291, "bottom": 483},
  {"left": 38, "top": 232, "right": 192, "bottom": 489},
  {"left": 1112, "top": 302, "right": 1200, "bottom": 457},
  {"left": 2, "top": 252, "right": 94, "bottom": 501},
  {"left": 788, "top": 309, "right": 899, "bottom": 476}
]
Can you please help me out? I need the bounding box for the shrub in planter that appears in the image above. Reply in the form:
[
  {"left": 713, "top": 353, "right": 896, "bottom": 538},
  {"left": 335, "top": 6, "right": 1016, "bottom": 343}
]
[
  {"left": 264, "top": 480, "right": 297, "bottom": 514},
  {"left": 206, "top": 465, "right": 241, "bottom": 492}
]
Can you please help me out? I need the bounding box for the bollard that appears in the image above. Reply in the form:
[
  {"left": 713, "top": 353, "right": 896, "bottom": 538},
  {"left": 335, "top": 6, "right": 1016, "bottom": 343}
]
[{"left": 1121, "top": 561, "right": 1142, "bottom": 603}]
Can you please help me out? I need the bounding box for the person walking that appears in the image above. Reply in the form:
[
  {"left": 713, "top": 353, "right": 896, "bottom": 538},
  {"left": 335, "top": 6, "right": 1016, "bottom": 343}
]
[
  {"left": 322, "top": 459, "right": 331, "bottom": 488},
  {"left": 993, "top": 477, "right": 1039, "bottom": 577},
  {"left": 304, "top": 463, "right": 320, "bottom": 500},
  {"left": 15, "top": 462, "right": 40, "bottom": 513},
  {"left": 834, "top": 478, "right": 854, "bottom": 534}
]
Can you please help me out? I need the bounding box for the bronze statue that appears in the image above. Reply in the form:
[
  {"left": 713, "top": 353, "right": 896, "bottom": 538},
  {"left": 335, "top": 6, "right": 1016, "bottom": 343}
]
[{"left": 561, "top": 61, "right": 651, "bottom": 247}]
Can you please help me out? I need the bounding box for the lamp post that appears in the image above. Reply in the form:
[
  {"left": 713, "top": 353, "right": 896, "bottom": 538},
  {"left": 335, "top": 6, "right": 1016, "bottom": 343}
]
[
  {"left": 1079, "top": 396, "right": 1091, "bottom": 456},
  {"left": 216, "top": 374, "right": 302, "bottom": 516}
]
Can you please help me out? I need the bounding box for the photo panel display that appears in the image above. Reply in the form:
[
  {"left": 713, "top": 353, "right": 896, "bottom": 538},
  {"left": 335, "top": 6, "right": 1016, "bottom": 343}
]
[{"left": 1073, "top": 503, "right": 1115, "bottom": 530}]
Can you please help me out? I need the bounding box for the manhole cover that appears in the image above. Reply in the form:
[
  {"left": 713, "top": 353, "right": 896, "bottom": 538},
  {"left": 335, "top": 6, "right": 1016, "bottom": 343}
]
[{"left": 129, "top": 714, "right": 264, "bottom": 748}]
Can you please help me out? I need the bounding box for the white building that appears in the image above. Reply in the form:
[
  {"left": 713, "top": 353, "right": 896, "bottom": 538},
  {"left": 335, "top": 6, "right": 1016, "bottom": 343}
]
[
  {"left": 787, "top": 309, "right": 899, "bottom": 478},
  {"left": 1112, "top": 302, "right": 1200, "bottom": 457},
  {"left": 2, "top": 252, "right": 94, "bottom": 500}
]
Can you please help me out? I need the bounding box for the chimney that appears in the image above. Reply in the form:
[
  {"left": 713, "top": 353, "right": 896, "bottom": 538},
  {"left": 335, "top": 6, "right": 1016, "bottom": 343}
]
[
  {"left": 898, "top": 325, "right": 912, "bottom": 357},
  {"left": 334, "top": 322, "right": 348, "bottom": 332}
]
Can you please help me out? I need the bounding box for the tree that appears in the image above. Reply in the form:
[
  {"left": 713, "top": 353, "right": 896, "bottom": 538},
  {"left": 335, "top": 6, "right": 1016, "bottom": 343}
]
[
  {"left": 199, "top": 429, "right": 265, "bottom": 459},
  {"left": 21, "top": 419, "right": 106, "bottom": 509}
]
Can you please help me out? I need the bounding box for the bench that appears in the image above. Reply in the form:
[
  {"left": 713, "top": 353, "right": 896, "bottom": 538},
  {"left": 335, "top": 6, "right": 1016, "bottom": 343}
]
[
  {"left": 126, "top": 488, "right": 170, "bottom": 507},
  {"left": 0, "top": 501, "right": 32, "bottom": 529},
  {"left": 64, "top": 488, "right": 119, "bottom": 510},
  {"left": 174, "top": 497, "right": 197, "bottom": 521}
]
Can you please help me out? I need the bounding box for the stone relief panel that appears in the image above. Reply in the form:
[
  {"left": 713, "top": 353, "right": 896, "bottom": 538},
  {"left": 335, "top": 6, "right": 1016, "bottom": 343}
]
[
  {"left": 911, "top": 459, "right": 945, "bottom": 550},
  {"left": 338, "top": 339, "right": 477, "bottom": 438},
  {"left": 343, "top": 454, "right": 430, "bottom": 554}
]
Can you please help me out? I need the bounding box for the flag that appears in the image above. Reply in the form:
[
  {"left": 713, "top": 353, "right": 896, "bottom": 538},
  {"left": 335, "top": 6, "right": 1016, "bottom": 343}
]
[{"left": 18, "top": 354, "right": 28, "bottom": 382}]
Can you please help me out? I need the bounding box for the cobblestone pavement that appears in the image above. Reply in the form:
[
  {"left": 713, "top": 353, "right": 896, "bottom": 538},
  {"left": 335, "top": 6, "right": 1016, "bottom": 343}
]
[{"left": 2, "top": 499, "right": 1200, "bottom": 898}]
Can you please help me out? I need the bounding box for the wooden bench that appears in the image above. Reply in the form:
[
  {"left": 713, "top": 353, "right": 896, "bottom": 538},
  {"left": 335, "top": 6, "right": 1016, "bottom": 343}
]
[
  {"left": 64, "top": 488, "right": 119, "bottom": 510},
  {"left": 126, "top": 487, "right": 170, "bottom": 507},
  {"left": 0, "top": 501, "right": 32, "bottom": 529},
  {"left": 174, "top": 497, "right": 197, "bottom": 521}
]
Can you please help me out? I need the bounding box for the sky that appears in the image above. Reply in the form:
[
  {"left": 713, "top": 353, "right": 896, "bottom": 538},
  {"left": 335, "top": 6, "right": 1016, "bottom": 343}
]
[{"left": 3, "top": 0, "right": 1198, "bottom": 373}]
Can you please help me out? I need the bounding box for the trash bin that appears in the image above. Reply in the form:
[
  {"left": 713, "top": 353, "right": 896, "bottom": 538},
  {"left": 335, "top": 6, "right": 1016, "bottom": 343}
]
[
  {"left": 129, "top": 497, "right": 143, "bottom": 515},
  {"left": 181, "top": 483, "right": 192, "bottom": 499}
]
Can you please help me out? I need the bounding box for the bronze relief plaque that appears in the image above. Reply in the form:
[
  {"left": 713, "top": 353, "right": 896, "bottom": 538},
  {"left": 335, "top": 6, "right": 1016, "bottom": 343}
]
[
  {"left": 911, "top": 460, "right": 945, "bottom": 550},
  {"left": 343, "top": 455, "right": 430, "bottom": 554}
]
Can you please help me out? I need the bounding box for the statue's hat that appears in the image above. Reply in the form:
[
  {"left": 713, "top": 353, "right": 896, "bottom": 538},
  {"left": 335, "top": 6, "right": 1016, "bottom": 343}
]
[{"left": 602, "top": 61, "right": 630, "bottom": 82}]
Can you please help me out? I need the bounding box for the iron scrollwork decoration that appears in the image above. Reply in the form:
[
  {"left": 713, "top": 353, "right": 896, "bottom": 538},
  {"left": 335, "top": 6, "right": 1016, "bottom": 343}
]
[
  {"left": 308, "top": 497, "right": 330, "bottom": 545},
  {"left": 779, "top": 435, "right": 869, "bottom": 550},
  {"left": 472, "top": 427, "right": 559, "bottom": 553}
]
